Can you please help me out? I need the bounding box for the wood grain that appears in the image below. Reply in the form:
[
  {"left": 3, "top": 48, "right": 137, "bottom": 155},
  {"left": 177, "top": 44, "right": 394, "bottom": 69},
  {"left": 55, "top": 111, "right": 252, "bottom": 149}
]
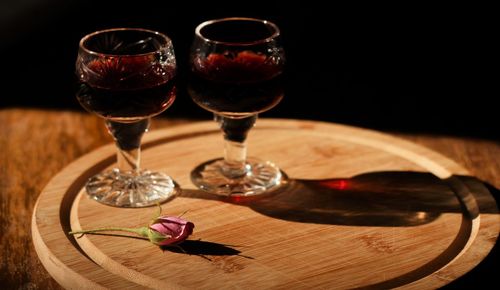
[
  {"left": 1, "top": 108, "right": 499, "bottom": 289},
  {"left": 0, "top": 109, "right": 185, "bottom": 289},
  {"left": 33, "top": 118, "right": 499, "bottom": 289}
]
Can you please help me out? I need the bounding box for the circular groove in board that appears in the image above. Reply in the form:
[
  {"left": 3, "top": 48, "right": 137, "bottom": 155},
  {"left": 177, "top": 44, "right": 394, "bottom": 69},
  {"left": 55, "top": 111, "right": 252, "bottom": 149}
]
[{"left": 32, "top": 119, "right": 500, "bottom": 289}]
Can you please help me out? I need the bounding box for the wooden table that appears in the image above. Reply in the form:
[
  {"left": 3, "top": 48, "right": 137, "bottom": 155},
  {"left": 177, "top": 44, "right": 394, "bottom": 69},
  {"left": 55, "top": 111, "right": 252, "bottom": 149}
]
[{"left": 1, "top": 108, "right": 498, "bottom": 289}]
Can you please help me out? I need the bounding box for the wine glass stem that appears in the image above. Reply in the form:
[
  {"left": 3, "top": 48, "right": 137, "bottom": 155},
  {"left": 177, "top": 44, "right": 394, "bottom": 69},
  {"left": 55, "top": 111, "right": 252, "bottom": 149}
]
[
  {"left": 223, "top": 139, "right": 247, "bottom": 178},
  {"left": 117, "top": 147, "right": 140, "bottom": 173},
  {"left": 106, "top": 119, "right": 150, "bottom": 173},
  {"left": 216, "top": 114, "right": 257, "bottom": 178}
]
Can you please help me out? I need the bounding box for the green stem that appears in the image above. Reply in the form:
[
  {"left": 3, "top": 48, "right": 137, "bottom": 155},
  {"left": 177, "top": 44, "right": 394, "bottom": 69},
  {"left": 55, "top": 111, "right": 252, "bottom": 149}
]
[{"left": 69, "top": 226, "right": 149, "bottom": 238}]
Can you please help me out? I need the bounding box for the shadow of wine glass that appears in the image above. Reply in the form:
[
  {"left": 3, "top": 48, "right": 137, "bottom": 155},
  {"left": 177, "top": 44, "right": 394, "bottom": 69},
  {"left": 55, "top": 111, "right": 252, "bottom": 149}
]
[
  {"left": 177, "top": 171, "right": 499, "bottom": 288},
  {"left": 440, "top": 182, "right": 500, "bottom": 289},
  {"left": 180, "top": 171, "right": 497, "bottom": 227}
]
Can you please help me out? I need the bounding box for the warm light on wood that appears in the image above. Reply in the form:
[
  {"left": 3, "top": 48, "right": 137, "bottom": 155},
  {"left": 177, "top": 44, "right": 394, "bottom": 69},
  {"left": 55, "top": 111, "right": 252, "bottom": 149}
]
[{"left": 30, "top": 117, "right": 499, "bottom": 289}]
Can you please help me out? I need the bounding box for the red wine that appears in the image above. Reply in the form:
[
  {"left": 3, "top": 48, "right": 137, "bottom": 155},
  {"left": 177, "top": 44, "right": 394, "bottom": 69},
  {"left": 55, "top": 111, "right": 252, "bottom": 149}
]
[
  {"left": 189, "top": 51, "right": 283, "bottom": 117},
  {"left": 76, "top": 56, "right": 176, "bottom": 122}
]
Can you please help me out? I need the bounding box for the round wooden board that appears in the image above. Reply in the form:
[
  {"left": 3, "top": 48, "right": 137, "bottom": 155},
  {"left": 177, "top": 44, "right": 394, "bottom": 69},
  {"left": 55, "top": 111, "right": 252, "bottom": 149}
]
[{"left": 32, "top": 119, "right": 500, "bottom": 289}]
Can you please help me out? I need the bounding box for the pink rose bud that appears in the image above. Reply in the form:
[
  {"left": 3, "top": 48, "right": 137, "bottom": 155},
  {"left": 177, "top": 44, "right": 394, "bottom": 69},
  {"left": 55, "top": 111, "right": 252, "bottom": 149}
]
[
  {"left": 68, "top": 206, "right": 195, "bottom": 248},
  {"left": 148, "top": 216, "right": 195, "bottom": 246}
]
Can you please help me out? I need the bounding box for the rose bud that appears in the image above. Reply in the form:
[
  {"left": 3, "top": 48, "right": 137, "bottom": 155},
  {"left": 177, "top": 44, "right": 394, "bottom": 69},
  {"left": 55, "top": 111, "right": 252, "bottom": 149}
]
[
  {"left": 68, "top": 207, "right": 195, "bottom": 248},
  {"left": 148, "top": 216, "right": 195, "bottom": 246}
]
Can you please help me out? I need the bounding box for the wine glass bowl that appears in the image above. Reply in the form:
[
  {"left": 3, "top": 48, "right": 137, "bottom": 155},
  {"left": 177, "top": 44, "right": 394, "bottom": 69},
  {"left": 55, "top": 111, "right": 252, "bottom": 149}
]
[
  {"left": 188, "top": 18, "right": 286, "bottom": 197},
  {"left": 76, "top": 28, "right": 177, "bottom": 207}
]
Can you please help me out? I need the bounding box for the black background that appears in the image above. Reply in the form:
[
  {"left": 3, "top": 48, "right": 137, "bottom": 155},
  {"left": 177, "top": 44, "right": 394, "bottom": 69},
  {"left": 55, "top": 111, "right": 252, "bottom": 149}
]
[
  {"left": 0, "top": 1, "right": 498, "bottom": 289},
  {"left": 1, "top": 0, "right": 496, "bottom": 139}
]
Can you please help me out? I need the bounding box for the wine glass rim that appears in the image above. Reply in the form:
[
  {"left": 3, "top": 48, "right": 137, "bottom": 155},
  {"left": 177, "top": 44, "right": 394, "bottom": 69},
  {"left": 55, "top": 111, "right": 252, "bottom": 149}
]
[
  {"left": 195, "top": 17, "right": 281, "bottom": 46},
  {"left": 79, "top": 27, "right": 173, "bottom": 57}
]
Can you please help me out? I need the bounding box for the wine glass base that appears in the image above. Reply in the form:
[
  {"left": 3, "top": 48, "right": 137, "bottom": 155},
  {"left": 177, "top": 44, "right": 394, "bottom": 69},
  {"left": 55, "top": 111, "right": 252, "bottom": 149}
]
[
  {"left": 191, "top": 158, "right": 286, "bottom": 197},
  {"left": 85, "top": 168, "right": 177, "bottom": 207}
]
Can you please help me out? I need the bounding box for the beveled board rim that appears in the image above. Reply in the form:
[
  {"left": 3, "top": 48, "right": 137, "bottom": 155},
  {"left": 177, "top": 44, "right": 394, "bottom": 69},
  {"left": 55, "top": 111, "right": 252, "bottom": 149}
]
[{"left": 32, "top": 118, "right": 500, "bottom": 289}]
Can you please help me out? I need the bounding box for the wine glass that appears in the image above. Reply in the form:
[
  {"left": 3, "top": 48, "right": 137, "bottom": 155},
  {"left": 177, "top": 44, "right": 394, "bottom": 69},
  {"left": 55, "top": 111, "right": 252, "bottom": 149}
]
[
  {"left": 188, "top": 18, "right": 286, "bottom": 197},
  {"left": 76, "top": 28, "right": 177, "bottom": 207}
]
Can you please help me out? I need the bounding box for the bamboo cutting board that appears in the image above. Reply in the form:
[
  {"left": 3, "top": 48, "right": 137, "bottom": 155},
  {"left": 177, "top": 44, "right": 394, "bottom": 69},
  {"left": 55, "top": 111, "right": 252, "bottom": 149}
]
[{"left": 32, "top": 119, "right": 500, "bottom": 289}]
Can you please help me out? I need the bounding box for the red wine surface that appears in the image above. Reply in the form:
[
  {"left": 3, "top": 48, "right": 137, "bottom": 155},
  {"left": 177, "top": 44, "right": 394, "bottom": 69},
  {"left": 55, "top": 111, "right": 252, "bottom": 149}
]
[
  {"left": 77, "top": 56, "right": 175, "bottom": 122},
  {"left": 189, "top": 51, "right": 283, "bottom": 117}
]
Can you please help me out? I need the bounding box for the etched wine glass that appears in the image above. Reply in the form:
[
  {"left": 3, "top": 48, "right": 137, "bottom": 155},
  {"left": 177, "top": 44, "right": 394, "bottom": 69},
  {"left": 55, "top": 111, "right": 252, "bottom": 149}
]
[
  {"left": 188, "top": 18, "right": 286, "bottom": 196},
  {"left": 76, "top": 28, "right": 177, "bottom": 207}
]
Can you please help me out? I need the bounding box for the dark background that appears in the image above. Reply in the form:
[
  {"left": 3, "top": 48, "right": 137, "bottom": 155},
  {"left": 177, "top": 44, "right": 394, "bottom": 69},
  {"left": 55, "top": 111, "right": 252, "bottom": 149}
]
[
  {"left": 0, "top": 1, "right": 498, "bottom": 289},
  {"left": 1, "top": 0, "right": 496, "bottom": 139}
]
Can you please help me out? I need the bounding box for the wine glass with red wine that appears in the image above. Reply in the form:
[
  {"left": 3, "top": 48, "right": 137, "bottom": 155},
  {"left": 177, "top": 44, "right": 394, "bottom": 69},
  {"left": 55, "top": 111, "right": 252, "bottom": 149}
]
[
  {"left": 76, "top": 28, "right": 177, "bottom": 207},
  {"left": 188, "top": 18, "right": 286, "bottom": 196}
]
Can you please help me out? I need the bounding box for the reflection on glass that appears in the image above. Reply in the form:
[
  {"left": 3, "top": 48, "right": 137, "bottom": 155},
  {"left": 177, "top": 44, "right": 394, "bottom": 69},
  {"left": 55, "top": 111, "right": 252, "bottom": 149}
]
[
  {"left": 76, "top": 28, "right": 177, "bottom": 207},
  {"left": 188, "top": 18, "right": 286, "bottom": 197}
]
